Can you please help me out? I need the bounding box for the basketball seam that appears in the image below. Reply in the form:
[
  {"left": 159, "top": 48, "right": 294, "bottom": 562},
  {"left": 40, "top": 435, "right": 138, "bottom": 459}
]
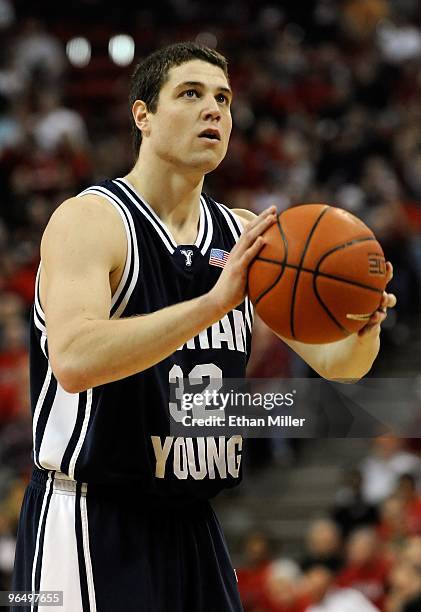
[
  {"left": 312, "top": 236, "right": 383, "bottom": 329},
  {"left": 289, "top": 206, "right": 330, "bottom": 339},
  {"left": 311, "top": 236, "right": 384, "bottom": 335},
  {"left": 312, "top": 275, "right": 349, "bottom": 334},
  {"left": 315, "top": 236, "right": 379, "bottom": 272},
  {"left": 254, "top": 258, "right": 384, "bottom": 293}
]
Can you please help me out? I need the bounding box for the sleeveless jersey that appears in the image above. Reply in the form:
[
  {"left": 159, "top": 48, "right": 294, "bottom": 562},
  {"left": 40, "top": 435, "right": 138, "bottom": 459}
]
[{"left": 29, "top": 178, "right": 253, "bottom": 501}]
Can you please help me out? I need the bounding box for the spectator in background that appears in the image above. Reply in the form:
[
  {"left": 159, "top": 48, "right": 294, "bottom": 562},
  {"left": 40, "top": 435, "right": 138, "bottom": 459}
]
[
  {"left": 32, "top": 91, "right": 89, "bottom": 154},
  {"left": 0, "top": 511, "right": 14, "bottom": 590},
  {"left": 401, "top": 536, "right": 421, "bottom": 567},
  {"left": 341, "top": 0, "right": 390, "bottom": 42},
  {"left": 0, "top": 293, "right": 28, "bottom": 425},
  {"left": 336, "top": 527, "right": 391, "bottom": 609},
  {"left": 301, "top": 519, "right": 343, "bottom": 574},
  {"left": 259, "top": 558, "right": 307, "bottom": 612},
  {"left": 13, "top": 17, "right": 65, "bottom": 85},
  {"left": 331, "top": 468, "right": 378, "bottom": 538},
  {"left": 0, "top": 354, "right": 32, "bottom": 478},
  {"left": 395, "top": 473, "right": 421, "bottom": 535},
  {"left": 360, "top": 437, "right": 421, "bottom": 505},
  {"left": 377, "top": 495, "right": 409, "bottom": 555},
  {"left": 360, "top": 156, "right": 419, "bottom": 334},
  {"left": 237, "top": 531, "right": 273, "bottom": 612},
  {"left": 389, "top": 536, "right": 421, "bottom": 610},
  {"left": 0, "top": 96, "right": 24, "bottom": 154},
  {"left": 0, "top": 291, "right": 25, "bottom": 323},
  {"left": 0, "top": 479, "right": 27, "bottom": 590},
  {"left": 384, "top": 560, "right": 421, "bottom": 612},
  {"left": 403, "top": 587, "right": 421, "bottom": 612},
  {"left": 0, "top": 36, "right": 26, "bottom": 103},
  {"left": 1, "top": 244, "right": 38, "bottom": 309},
  {"left": 0, "top": 0, "right": 14, "bottom": 30},
  {"left": 303, "top": 559, "right": 379, "bottom": 612}
]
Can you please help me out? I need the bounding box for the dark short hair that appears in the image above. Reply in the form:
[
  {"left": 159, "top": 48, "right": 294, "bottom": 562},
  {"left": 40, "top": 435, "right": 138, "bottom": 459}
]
[{"left": 129, "top": 42, "right": 229, "bottom": 156}]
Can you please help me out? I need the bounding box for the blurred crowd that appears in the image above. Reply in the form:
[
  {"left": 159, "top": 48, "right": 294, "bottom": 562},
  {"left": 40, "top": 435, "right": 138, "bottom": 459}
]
[
  {"left": 0, "top": 0, "right": 420, "bottom": 602},
  {"left": 238, "top": 437, "right": 421, "bottom": 611}
]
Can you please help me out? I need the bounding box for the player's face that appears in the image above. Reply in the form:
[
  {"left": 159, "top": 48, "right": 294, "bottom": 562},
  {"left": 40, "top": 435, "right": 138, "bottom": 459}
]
[{"left": 145, "top": 60, "right": 233, "bottom": 173}]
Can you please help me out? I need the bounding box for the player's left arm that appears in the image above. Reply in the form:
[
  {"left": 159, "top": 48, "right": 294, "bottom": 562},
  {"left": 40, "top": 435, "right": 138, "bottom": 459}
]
[{"left": 233, "top": 208, "right": 397, "bottom": 382}]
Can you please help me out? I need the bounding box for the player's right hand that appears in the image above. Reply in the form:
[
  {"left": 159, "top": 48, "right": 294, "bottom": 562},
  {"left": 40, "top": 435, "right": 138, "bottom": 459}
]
[{"left": 208, "top": 206, "right": 277, "bottom": 316}]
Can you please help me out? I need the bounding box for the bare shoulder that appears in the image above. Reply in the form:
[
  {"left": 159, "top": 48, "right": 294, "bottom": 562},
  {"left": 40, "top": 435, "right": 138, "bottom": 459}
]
[
  {"left": 41, "top": 193, "right": 126, "bottom": 272},
  {"left": 45, "top": 193, "right": 123, "bottom": 233},
  {"left": 231, "top": 208, "right": 257, "bottom": 229}
]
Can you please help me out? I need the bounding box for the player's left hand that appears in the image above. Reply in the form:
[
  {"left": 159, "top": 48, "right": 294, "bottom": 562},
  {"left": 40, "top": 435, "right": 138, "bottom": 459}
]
[{"left": 358, "top": 262, "right": 397, "bottom": 338}]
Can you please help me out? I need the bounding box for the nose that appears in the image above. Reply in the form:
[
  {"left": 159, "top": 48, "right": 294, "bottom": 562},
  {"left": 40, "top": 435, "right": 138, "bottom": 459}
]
[{"left": 201, "top": 95, "right": 221, "bottom": 122}]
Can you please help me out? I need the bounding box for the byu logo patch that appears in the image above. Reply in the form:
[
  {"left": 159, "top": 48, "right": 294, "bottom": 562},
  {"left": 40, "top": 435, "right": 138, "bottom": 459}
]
[{"left": 180, "top": 249, "right": 194, "bottom": 267}]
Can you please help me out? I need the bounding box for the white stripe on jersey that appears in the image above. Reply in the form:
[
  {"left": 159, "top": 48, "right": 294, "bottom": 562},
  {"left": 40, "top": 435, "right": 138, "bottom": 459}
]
[
  {"left": 217, "top": 201, "right": 244, "bottom": 236},
  {"left": 195, "top": 197, "right": 206, "bottom": 249},
  {"left": 32, "top": 185, "right": 139, "bottom": 477},
  {"left": 115, "top": 178, "right": 215, "bottom": 255},
  {"left": 200, "top": 196, "right": 214, "bottom": 255},
  {"left": 34, "top": 265, "right": 47, "bottom": 333},
  {"left": 215, "top": 202, "right": 241, "bottom": 241},
  {"left": 31, "top": 471, "right": 53, "bottom": 612},
  {"left": 32, "top": 364, "right": 53, "bottom": 469},
  {"left": 82, "top": 188, "right": 133, "bottom": 312},
  {"left": 33, "top": 307, "right": 46, "bottom": 335},
  {"left": 115, "top": 178, "right": 177, "bottom": 254},
  {"left": 244, "top": 296, "right": 254, "bottom": 334},
  {"left": 80, "top": 493, "right": 97, "bottom": 611},
  {"left": 68, "top": 388, "right": 92, "bottom": 480},
  {"left": 40, "top": 334, "right": 48, "bottom": 359},
  {"left": 78, "top": 186, "right": 140, "bottom": 319},
  {"left": 38, "top": 383, "right": 80, "bottom": 471},
  {"left": 38, "top": 479, "right": 85, "bottom": 612}
]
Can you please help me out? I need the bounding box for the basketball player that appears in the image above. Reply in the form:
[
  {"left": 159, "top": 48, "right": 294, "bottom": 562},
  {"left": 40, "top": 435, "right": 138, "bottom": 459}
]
[{"left": 12, "top": 43, "right": 395, "bottom": 611}]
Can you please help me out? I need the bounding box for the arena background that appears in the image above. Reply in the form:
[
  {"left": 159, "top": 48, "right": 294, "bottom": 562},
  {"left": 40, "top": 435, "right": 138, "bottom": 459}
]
[{"left": 1, "top": 0, "right": 421, "bottom": 609}]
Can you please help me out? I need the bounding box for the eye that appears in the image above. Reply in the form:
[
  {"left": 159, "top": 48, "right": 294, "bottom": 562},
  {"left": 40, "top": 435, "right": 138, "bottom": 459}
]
[
  {"left": 183, "top": 89, "right": 200, "bottom": 98},
  {"left": 216, "top": 93, "right": 229, "bottom": 104}
]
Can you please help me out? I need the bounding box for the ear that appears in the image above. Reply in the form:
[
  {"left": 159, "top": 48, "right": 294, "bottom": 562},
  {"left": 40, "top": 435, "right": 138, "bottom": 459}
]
[{"left": 132, "top": 100, "right": 151, "bottom": 137}]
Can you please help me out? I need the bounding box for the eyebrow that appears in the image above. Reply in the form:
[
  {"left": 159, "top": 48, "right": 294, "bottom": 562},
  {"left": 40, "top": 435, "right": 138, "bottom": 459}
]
[{"left": 175, "top": 80, "right": 233, "bottom": 97}]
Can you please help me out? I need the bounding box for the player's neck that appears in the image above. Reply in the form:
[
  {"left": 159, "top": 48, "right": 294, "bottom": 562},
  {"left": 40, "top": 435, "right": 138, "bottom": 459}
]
[{"left": 126, "top": 157, "right": 204, "bottom": 225}]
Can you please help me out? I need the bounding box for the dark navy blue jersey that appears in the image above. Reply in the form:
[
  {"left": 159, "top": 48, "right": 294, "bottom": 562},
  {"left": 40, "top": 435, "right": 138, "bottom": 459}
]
[{"left": 29, "top": 178, "right": 253, "bottom": 501}]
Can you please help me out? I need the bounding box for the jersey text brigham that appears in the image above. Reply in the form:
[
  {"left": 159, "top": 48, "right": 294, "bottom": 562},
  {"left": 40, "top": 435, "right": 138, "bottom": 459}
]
[{"left": 177, "top": 309, "right": 247, "bottom": 352}]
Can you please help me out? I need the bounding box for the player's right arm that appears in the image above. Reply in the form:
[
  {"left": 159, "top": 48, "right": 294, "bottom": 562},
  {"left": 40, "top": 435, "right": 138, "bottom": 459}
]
[{"left": 42, "top": 196, "right": 276, "bottom": 393}]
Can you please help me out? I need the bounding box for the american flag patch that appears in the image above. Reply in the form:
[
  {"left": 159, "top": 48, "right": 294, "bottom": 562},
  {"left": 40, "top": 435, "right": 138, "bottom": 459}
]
[{"left": 209, "top": 248, "right": 230, "bottom": 268}]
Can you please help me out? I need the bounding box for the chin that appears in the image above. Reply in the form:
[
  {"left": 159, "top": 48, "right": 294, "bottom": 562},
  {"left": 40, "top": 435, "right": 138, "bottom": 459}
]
[{"left": 189, "top": 153, "right": 224, "bottom": 174}]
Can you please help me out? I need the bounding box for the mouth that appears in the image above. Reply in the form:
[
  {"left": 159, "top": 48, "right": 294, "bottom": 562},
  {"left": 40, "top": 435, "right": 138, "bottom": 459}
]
[{"left": 198, "top": 129, "right": 221, "bottom": 141}]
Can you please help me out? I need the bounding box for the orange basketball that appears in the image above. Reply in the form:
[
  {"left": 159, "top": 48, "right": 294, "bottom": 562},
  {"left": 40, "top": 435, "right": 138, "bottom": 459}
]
[{"left": 247, "top": 204, "right": 388, "bottom": 344}]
